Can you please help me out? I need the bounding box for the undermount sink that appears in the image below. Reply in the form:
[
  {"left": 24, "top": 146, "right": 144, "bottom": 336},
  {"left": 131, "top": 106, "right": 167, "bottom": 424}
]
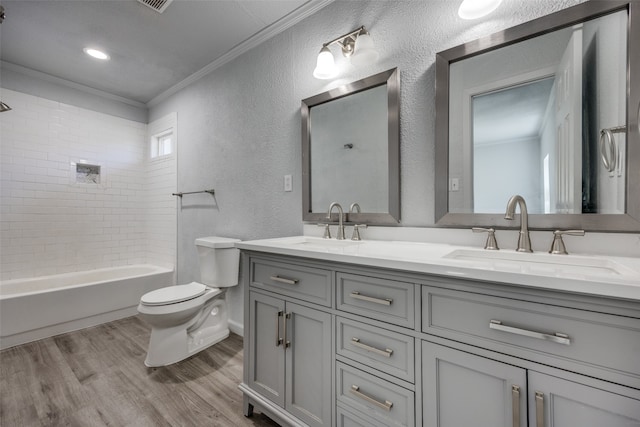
[{"left": 443, "top": 249, "right": 635, "bottom": 278}]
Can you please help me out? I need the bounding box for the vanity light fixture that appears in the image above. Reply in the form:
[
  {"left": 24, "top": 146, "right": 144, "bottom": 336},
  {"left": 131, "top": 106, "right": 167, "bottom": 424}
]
[
  {"left": 83, "top": 47, "right": 110, "bottom": 60},
  {"left": 458, "top": 0, "right": 503, "bottom": 20},
  {"left": 313, "top": 26, "right": 379, "bottom": 79}
]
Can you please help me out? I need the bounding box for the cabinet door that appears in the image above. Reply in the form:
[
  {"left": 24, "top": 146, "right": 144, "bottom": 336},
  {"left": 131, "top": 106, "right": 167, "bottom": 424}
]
[
  {"left": 529, "top": 371, "right": 640, "bottom": 427},
  {"left": 248, "top": 292, "right": 285, "bottom": 407},
  {"left": 422, "top": 342, "right": 527, "bottom": 427},
  {"left": 285, "top": 301, "right": 332, "bottom": 427}
]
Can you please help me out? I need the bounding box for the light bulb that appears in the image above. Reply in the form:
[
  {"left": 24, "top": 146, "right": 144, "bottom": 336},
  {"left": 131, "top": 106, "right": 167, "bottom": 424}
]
[
  {"left": 458, "top": 0, "right": 503, "bottom": 20},
  {"left": 313, "top": 46, "right": 337, "bottom": 79}
]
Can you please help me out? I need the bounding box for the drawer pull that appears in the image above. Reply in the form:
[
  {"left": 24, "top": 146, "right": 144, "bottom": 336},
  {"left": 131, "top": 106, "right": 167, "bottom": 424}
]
[
  {"left": 350, "top": 291, "right": 393, "bottom": 306},
  {"left": 489, "top": 320, "right": 571, "bottom": 345},
  {"left": 270, "top": 275, "right": 299, "bottom": 285},
  {"left": 535, "top": 391, "right": 544, "bottom": 427},
  {"left": 351, "top": 337, "right": 393, "bottom": 358},
  {"left": 512, "top": 385, "right": 520, "bottom": 427},
  {"left": 350, "top": 385, "right": 393, "bottom": 411},
  {"left": 283, "top": 312, "right": 291, "bottom": 349},
  {"left": 276, "top": 311, "right": 283, "bottom": 347}
]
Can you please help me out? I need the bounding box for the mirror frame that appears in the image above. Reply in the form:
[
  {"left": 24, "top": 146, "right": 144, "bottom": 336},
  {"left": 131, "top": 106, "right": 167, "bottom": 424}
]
[
  {"left": 435, "top": 1, "right": 640, "bottom": 232},
  {"left": 302, "top": 68, "right": 400, "bottom": 225}
]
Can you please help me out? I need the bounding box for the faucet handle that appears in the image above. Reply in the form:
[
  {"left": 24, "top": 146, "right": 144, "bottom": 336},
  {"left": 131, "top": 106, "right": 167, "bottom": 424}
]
[
  {"left": 549, "top": 229, "right": 585, "bottom": 255},
  {"left": 351, "top": 224, "right": 368, "bottom": 241},
  {"left": 472, "top": 227, "right": 499, "bottom": 250},
  {"left": 317, "top": 223, "right": 331, "bottom": 239}
]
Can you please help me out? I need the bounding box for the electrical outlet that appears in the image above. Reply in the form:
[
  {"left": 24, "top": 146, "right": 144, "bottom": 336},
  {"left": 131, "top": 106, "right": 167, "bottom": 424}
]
[{"left": 284, "top": 174, "right": 292, "bottom": 192}]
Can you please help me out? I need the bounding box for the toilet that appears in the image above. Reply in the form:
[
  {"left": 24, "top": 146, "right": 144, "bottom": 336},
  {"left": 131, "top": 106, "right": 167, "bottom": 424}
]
[{"left": 137, "top": 236, "right": 240, "bottom": 367}]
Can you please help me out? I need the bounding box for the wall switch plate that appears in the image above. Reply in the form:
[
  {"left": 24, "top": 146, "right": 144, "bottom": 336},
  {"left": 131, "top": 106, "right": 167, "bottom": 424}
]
[
  {"left": 450, "top": 178, "right": 460, "bottom": 192},
  {"left": 284, "top": 174, "right": 292, "bottom": 192}
]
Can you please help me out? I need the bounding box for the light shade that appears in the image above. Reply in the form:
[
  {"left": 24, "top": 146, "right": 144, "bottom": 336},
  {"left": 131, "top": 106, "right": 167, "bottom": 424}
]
[
  {"left": 351, "top": 33, "right": 379, "bottom": 66},
  {"left": 313, "top": 46, "right": 337, "bottom": 79},
  {"left": 458, "top": 0, "right": 503, "bottom": 20}
]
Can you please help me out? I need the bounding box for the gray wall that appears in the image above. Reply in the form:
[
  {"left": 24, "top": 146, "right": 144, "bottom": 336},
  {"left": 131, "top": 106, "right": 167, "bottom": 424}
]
[{"left": 148, "top": 0, "right": 584, "bottom": 328}]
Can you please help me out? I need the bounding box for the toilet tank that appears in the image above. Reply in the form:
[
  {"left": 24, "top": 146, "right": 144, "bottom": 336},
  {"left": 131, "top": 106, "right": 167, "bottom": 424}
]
[{"left": 195, "top": 236, "right": 241, "bottom": 287}]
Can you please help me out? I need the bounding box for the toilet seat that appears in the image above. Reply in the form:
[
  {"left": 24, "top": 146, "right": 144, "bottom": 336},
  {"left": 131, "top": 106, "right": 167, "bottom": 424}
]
[{"left": 140, "top": 282, "right": 207, "bottom": 306}]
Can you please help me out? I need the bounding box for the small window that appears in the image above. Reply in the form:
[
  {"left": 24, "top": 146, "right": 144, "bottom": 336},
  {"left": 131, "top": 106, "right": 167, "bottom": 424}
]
[{"left": 151, "top": 130, "right": 173, "bottom": 158}]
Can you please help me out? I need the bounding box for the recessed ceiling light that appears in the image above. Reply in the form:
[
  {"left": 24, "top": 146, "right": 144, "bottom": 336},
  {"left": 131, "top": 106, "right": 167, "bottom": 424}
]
[
  {"left": 458, "top": 0, "right": 503, "bottom": 20},
  {"left": 83, "top": 47, "right": 110, "bottom": 60}
]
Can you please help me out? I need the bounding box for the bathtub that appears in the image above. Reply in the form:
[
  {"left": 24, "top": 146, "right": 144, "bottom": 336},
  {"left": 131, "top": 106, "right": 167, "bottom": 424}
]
[{"left": 0, "top": 264, "right": 174, "bottom": 349}]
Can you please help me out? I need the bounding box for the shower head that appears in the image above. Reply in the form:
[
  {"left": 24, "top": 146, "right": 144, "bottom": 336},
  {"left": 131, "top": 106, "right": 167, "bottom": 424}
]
[
  {"left": 0, "top": 102, "right": 12, "bottom": 113},
  {"left": 0, "top": 5, "right": 5, "bottom": 24}
]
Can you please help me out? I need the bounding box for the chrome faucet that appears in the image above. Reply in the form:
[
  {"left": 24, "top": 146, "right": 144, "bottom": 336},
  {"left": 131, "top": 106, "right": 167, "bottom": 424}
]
[
  {"left": 504, "top": 195, "right": 532, "bottom": 252},
  {"left": 327, "top": 202, "right": 345, "bottom": 240}
]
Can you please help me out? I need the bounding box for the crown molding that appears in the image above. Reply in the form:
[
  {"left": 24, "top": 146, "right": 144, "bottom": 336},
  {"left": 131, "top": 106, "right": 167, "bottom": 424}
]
[{"left": 147, "top": 0, "right": 333, "bottom": 107}]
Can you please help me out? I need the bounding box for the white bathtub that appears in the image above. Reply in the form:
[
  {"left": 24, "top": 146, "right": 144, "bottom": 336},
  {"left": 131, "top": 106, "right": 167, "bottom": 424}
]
[{"left": 0, "top": 264, "right": 174, "bottom": 349}]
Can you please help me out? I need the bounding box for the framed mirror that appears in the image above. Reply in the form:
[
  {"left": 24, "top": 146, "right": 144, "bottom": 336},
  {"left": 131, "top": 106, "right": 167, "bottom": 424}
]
[
  {"left": 435, "top": 1, "right": 640, "bottom": 231},
  {"left": 302, "top": 68, "right": 400, "bottom": 224}
]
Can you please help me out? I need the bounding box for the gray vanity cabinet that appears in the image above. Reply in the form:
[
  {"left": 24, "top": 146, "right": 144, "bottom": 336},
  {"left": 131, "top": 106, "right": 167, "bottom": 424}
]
[
  {"left": 244, "top": 257, "right": 332, "bottom": 427},
  {"left": 422, "top": 342, "right": 527, "bottom": 427},
  {"left": 528, "top": 371, "right": 640, "bottom": 427},
  {"left": 241, "top": 250, "right": 640, "bottom": 427}
]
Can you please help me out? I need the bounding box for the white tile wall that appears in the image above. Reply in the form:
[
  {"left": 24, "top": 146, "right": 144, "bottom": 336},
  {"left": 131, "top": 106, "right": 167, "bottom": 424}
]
[{"left": 0, "top": 89, "right": 177, "bottom": 280}]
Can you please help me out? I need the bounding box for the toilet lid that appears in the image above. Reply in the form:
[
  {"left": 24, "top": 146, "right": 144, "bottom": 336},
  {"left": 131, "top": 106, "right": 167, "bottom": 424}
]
[{"left": 141, "top": 282, "right": 207, "bottom": 306}]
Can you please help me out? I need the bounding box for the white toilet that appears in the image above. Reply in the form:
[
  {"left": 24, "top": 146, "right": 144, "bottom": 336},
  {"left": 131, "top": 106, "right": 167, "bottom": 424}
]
[{"left": 137, "top": 236, "right": 240, "bottom": 367}]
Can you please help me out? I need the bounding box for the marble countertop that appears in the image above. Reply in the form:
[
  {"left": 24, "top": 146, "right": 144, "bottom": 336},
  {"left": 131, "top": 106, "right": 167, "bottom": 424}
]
[{"left": 236, "top": 236, "right": 640, "bottom": 301}]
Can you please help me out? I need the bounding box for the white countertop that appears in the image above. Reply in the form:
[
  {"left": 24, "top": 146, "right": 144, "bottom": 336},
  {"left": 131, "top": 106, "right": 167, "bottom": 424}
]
[{"left": 236, "top": 236, "right": 640, "bottom": 301}]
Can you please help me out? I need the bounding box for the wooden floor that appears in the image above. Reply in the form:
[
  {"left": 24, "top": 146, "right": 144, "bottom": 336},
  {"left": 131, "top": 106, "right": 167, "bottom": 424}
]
[{"left": 0, "top": 316, "right": 280, "bottom": 427}]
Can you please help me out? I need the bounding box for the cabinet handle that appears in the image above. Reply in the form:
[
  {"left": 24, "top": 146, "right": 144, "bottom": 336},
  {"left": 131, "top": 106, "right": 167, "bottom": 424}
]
[
  {"left": 351, "top": 338, "right": 393, "bottom": 358},
  {"left": 535, "top": 391, "right": 544, "bottom": 427},
  {"left": 350, "top": 385, "right": 393, "bottom": 411},
  {"left": 270, "top": 275, "right": 299, "bottom": 285},
  {"left": 276, "top": 311, "right": 283, "bottom": 347},
  {"left": 350, "top": 291, "right": 393, "bottom": 306},
  {"left": 489, "top": 320, "right": 571, "bottom": 345},
  {"left": 512, "top": 385, "right": 520, "bottom": 427},
  {"left": 283, "top": 312, "right": 291, "bottom": 349}
]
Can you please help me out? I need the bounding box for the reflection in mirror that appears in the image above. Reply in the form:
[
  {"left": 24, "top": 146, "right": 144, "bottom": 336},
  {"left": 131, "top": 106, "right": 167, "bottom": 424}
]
[
  {"left": 302, "top": 68, "right": 400, "bottom": 224},
  {"left": 310, "top": 85, "right": 388, "bottom": 212},
  {"left": 436, "top": 1, "right": 640, "bottom": 231}
]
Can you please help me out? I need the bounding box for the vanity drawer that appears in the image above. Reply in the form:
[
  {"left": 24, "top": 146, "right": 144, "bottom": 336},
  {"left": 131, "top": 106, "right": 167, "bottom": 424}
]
[
  {"left": 336, "top": 361, "right": 414, "bottom": 427},
  {"left": 337, "top": 273, "right": 414, "bottom": 328},
  {"left": 250, "top": 258, "right": 331, "bottom": 307},
  {"left": 422, "top": 286, "right": 640, "bottom": 378},
  {"left": 337, "top": 317, "right": 415, "bottom": 383},
  {"left": 337, "top": 403, "right": 390, "bottom": 427}
]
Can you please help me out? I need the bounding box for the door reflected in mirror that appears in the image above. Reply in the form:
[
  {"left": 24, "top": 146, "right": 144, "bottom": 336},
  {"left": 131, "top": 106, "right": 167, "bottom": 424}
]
[{"left": 448, "top": 9, "right": 627, "bottom": 216}]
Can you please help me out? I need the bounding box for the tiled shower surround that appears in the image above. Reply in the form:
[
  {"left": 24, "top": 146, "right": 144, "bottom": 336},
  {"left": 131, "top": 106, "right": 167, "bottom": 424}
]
[{"left": 0, "top": 89, "right": 176, "bottom": 280}]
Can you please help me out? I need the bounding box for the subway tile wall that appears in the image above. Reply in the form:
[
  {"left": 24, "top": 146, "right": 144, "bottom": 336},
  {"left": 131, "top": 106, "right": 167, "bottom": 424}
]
[{"left": 0, "top": 89, "right": 176, "bottom": 280}]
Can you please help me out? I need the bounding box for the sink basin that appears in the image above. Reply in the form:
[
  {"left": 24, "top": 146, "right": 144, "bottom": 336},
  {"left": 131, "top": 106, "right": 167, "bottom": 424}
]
[{"left": 443, "top": 249, "right": 635, "bottom": 278}]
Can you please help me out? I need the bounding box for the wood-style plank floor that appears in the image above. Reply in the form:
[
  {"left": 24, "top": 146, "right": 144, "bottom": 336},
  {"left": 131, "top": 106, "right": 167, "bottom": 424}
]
[{"left": 0, "top": 316, "right": 280, "bottom": 427}]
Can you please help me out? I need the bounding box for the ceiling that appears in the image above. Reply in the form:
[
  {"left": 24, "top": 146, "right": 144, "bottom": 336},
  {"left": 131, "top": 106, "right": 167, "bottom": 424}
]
[{"left": 0, "top": 0, "right": 324, "bottom": 105}]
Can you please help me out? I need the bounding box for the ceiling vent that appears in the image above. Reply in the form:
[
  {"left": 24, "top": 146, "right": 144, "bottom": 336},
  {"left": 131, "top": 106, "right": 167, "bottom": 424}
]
[{"left": 137, "top": 0, "right": 174, "bottom": 13}]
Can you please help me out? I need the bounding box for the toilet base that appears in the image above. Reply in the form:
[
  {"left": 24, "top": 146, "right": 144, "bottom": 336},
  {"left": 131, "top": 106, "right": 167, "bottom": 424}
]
[{"left": 144, "top": 298, "right": 230, "bottom": 367}]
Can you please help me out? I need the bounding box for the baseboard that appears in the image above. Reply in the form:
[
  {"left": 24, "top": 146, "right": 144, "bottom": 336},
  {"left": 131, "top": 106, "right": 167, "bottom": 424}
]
[{"left": 228, "top": 318, "right": 244, "bottom": 337}]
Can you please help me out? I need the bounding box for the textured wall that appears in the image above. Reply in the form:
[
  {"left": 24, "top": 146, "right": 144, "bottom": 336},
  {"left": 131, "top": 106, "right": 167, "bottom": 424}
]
[{"left": 148, "top": 0, "right": 588, "bottom": 329}]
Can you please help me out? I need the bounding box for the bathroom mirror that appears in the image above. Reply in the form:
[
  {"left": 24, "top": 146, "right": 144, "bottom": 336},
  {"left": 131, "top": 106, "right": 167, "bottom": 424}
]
[
  {"left": 435, "top": 1, "right": 640, "bottom": 231},
  {"left": 302, "top": 68, "right": 400, "bottom": 224}
]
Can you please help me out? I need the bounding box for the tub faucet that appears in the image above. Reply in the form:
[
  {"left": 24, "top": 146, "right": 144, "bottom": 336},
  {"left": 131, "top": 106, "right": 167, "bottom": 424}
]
[
  {"left": 327, "top": 202, "right": 345, "bottom": 240},
  {"left": 504, "top": 195, "right": 532, "bottom": 252}
]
